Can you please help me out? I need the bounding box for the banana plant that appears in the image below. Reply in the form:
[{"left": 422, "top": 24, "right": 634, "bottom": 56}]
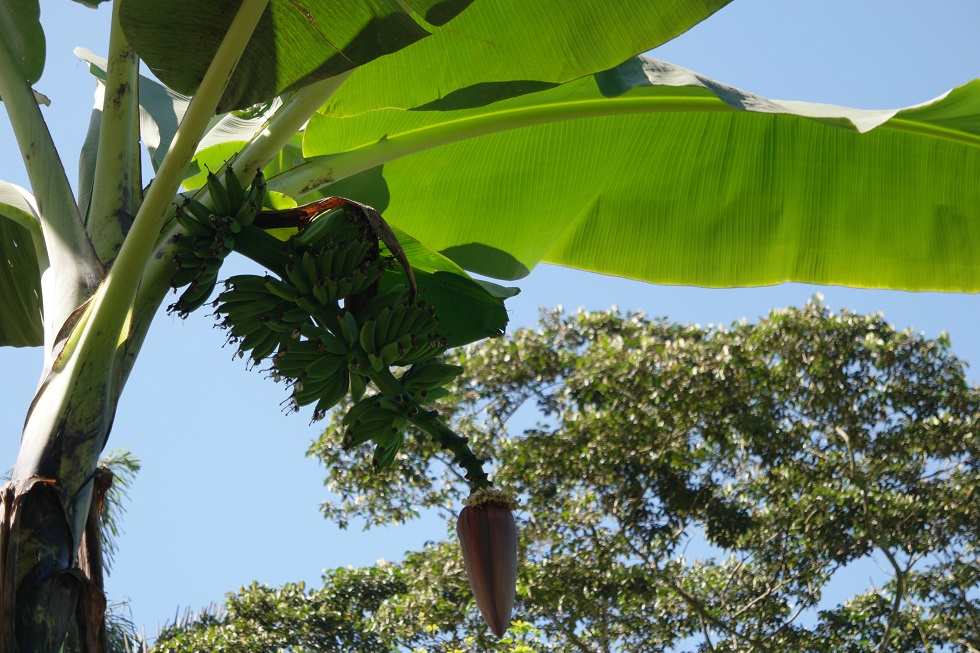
[{"left": 1, "top": 0, "right": 979, "bottom": 649}]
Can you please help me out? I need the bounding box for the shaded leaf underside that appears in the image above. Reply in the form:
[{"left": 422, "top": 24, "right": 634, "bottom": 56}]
[
  {"left": 118, "top": 0, "right": 470, "bottom": 113},
  {"left": 0, "top": 183, "right": 43, "bottom": 347},
  {"left": 0, "top": 0, "right": 43, "bottom": 86},
  {"left": 119, "top": 0, "right": 731, "bottom": 113}
]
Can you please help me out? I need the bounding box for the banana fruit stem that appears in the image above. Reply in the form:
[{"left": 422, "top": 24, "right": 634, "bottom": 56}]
[{"left": 233, "top": 225, "right": 289, "bottom": 278}]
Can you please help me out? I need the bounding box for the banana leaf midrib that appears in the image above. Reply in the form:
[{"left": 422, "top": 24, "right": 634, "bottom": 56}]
[
  {"left": 276, "top": 90, "right": 980, "bottom": 201},
  {"left": 884, "top": 118, "right": 980, "bottom": 148}
]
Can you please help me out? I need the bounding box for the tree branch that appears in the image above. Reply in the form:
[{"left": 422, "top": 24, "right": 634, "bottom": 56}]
[{"left": 536, "top": 601, "right": 596, "bottom": 653}]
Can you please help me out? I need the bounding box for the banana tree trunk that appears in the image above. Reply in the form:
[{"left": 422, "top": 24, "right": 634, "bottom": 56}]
[{"left": 0, "top": 355, "right": 113, "bottom": 650}]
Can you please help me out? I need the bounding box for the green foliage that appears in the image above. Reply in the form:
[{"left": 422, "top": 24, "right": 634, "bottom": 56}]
[
  {"left": 98, "top": 449, "right": 141, "bottom": 573},
  {"left": 165, "top": 300, "right": 980, "bottom": 651},
  {"left": 302, "top": 57, "right": 980, "bottom": 290},
  {"left": 152, "top": 568, "right": 407, "bottom": 653}
]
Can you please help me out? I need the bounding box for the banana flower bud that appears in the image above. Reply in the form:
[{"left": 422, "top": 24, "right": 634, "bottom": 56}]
[{"left": 457, "top": 488, "right": 519, "bottom": 637}]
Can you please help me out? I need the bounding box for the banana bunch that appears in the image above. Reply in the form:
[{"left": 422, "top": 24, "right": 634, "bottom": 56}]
[
  {"left": 284, "top": 211, "right": 394, "bottom": 307},
  {"left": 400, "top": 360, "right": 463, "bottom": 404},
  {"left": 275, "top": 313, "right": 359, "bottom": 418},
  {"left": 213, "top": 274, "right": 314, "bottom": 363},
  {"left": 334, "top": 361, "right": 462, "bottom": 469},
  {"left": 358, "top": 296, "right": 448, "bottom": 370},
  {"left": 169, "top": 168, "right": 265, "bottom": 316},
  {"left": 276, "top": 338, "right": 352, "bottom": 418},
  {"left": 341, "top": 394, "right": 409, "bottom": 469},
  {"left": 207, "top": 195, "right": 464, "bottom": 472},
  {"left": 214, "top": 273, "right": 358, "bottom": 417}
]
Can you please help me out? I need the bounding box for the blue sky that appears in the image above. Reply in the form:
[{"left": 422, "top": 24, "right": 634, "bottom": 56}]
[{"left": 1, "top": 0, "right": 979, "bottom": 637}]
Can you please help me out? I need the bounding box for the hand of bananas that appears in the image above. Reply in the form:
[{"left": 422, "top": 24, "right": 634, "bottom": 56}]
[
  {"left": 168, "top": 166, "right": 265, "bottom": 316},
  {"left": 164, "top": 165, "right": 485, "bottom": 481}
]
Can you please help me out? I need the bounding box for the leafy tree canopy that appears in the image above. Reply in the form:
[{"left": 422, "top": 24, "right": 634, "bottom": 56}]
[{"left": 153, "top": 299, "right": 980, "bottom": 652}]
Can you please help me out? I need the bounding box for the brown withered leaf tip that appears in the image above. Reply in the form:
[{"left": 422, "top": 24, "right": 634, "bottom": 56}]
[{"left": 457, "top": 490, "right": 519, "bottom": 638}]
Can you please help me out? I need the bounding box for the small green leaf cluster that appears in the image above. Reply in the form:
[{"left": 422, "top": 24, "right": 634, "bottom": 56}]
[{"left": 152, "top": 568, "right": 407, "bottom": 653}]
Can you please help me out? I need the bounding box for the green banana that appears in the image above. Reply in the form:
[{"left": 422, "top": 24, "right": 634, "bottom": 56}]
[
  {"left": 314, "top": 330, "right": 349, "bottom": 357},
  {"left": 381, "top": 304, "right": 411, "bottom": 346},
  {"left": 211, "top": 233, "right": 235, "bottom": 257},
  {"left": 246, "top": 170, "right": 265, "bottom": 214},
  {"left": 260, "top": 316, "right": 301, "bottom": 335},
  {"left": 183, "top": 198, "right": 215, "bottom": 224},
  {"left": 224, "top": 274, "right": 274, "bottom": 294},
  {"left": 170, "top": 266, "right": 199, "bottom": 288},
  {"left": 406, "top": 305, "right": 439, "bottom": 340},
  {"left": 293, "top": 369, "right": 344, "bottom": 406},
  {"left": 275, "top": 353, "right": 319, "bottom": 378},
  {"left": 233, "top": 170, "right": 264, "bottom": 227},
  {"left": 401, "top": 361, "right": 464, "bottom": 392},
  {"left": 349, "top": 373, "right": 367, "bottom": 402},
  {"left": 311, "top": 279, "right": 332, "bottom": 305},
  {"left": 294, "top": 295, "right": 321, "bottom": 317},
  {"left": 380, "top": 333, "right": 414, "bottom": 367},
  {"left": 263, "top": 276, "right": 300, "bottom": 303},
  {"left": 347, "top": 257, "right": 392, "bottom": 298},
  {"left": 207, "top": 170, "right": 233, "bottom": 216},
  {"left": 223, "top": 165, "right": 245, "bottom": 210},
  {"left": 331, "top": 275, "right": 354, "bottom": 301},
  {"left": 399, "top": 334, "right": 449, "bottom": 365},
  {"left": 414, "top": 387, "right": 451, "bottom": 404},
  {"left": 337, "top": 312, "right": 359, "bottom": 348},
  {"left": 225, "top": 316, "right": 267, "bottom": 339},
  {"left": 215, "top": 288, "right": 280, "bottom": 305},
  {"left": 342, "top": 394, "right": 402, "bottom": 427},
  {"left": 235, "top": 198, "right": 257, "bottom": 227},
  {"left": 300, "top": 353, "right": 346, "bottom": 382},
  {"left": 372, "top": 431, "right": 404, "bottom": 469},
  {"left": 252, "top": 331, "right": 282, "bottom": 362},
  {"left": 358, "top": 317, "right": 377, "bottom": 354},
  {"left": 371, "top": 306, "right": 394, "bottom": 352},
  {"left": 284, "top": 258, "right": 314, "bottom": 298},
  {"left": 276, "top": 342, "right": 324, "bottom": 364},
  {"left": 301, "top": 251, "right": 320, "bottom": 288},
  {"left": 345, "top": 415, "right": 400, "bottom": 449},
  {"left": 174, "top": 273, "right": 218, "bottom": 315},
  {"left": 312, "top": 371, "right": 351, "bottom": 418},
  {"left": 218, "top": 297, "right": 285, "bottom": 324},
  {"left": 350, "top": 285, "right": 409, "bottom": 321},
  {"left": 214, "top": 214, "right": 242, "bottom": 234},
  {"left": 293, "top": 210, "right": 354, "bottom": 249},
  {"left": 176, "top": 210, "right": 215, "bottom": 239},
  {"left": 243, "top": 328, "right": 282, "bottom": 363},
  {"left": 186, "top": 237, "right": 215, "bottom": 260},
  {"left": 278, "top": 307, "right": 312, "bottom": 326},
  {"left": 330, "top": 240, "right": 358, "bottom": 279}
]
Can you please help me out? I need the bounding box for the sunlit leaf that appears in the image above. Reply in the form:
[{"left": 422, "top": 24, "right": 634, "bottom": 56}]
[{"left": 301, "top": 56, "right": 980, "bottom": 291}]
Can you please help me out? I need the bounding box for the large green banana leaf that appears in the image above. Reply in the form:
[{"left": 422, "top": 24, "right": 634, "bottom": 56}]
[
  {"left": 118, "top": 0, "right": 731, "bottom": 113},
  {"left": 0, "top": 0, "right": 43, "bottom": 87},
  {"left": 0, "top": 182, "right": 44, "bottom": 347},
  {"left": 296, "top": 56, "right": 980, "bottom": 291}
]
